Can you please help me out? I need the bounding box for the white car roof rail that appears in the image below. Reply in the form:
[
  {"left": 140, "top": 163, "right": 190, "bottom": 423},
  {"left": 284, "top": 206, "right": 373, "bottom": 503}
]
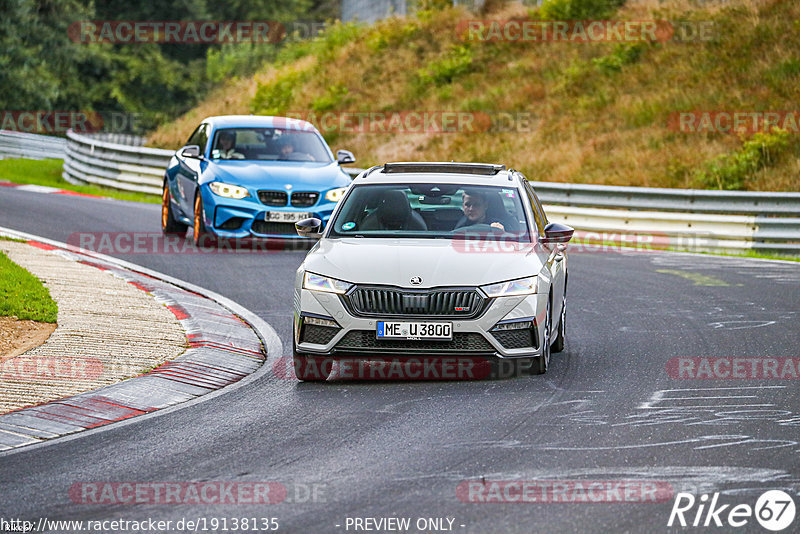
[{"left": 381, "top": 162, "right": 506, "bottom": 176}]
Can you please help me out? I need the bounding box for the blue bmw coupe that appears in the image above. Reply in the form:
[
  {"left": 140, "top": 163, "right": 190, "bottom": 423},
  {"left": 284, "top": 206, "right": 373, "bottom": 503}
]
[{"left": 161, "top": 115, "right": 355, "bottom": 244}]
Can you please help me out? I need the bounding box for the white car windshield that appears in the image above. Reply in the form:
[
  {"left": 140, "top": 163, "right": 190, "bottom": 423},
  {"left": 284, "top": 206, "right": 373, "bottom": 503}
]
[
  {"left": 210, "top": 127, "right": 332, "bottom": 163},
  {"left": 329, "top": 183, "right": 531, "bottom": 241}
]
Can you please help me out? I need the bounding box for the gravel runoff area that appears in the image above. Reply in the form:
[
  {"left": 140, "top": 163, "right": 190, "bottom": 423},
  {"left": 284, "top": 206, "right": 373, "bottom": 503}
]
[
  {"left": 0, "top": 317, "right": 56, "bottom": 360},
  {"left": 0, "top": 240, "right": 186, "bottom": 413}
]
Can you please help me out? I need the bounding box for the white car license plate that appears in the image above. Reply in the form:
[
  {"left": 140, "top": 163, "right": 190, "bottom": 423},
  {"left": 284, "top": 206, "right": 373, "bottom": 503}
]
[
  {"left": 377, "top": 321, "right": 452, "bottom": 341},
  {"left": 265, "top": 211, "right": 313, "bottom": 223}
]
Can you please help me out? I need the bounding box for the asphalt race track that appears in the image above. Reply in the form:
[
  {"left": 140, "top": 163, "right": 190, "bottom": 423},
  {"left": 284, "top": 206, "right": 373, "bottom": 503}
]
[{"left": 1, "top": 188, "right": 799, "bottom": 533}]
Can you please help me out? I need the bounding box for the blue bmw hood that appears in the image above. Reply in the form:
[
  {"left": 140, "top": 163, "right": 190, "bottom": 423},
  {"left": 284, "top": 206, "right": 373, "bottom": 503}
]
[{"left": 206, "top": 160, "right": 351, "bottom": 191}]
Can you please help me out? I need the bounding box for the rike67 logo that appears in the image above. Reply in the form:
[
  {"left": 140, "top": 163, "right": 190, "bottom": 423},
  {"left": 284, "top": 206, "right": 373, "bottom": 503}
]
[{"left": 668, "top": 490, "right": 796, "bottom": 531}]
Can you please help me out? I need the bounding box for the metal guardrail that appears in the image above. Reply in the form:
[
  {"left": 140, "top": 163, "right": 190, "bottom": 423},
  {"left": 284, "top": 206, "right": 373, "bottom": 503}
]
[
  {"left": 532, "top": 184, "right": 800, "bottom": 254},
  {"left": 1, "top": 130, "right": 797, "bottom": 255},
  {"left": 62, "top": 130, "right": 172, "bottom": 195},
  {"left": 0, "top": 130, "right": 66, "bottom": 160},
  {"left": 82, "top": 132, "right": 147, "bottom": 146},
  {"left": 530, "top": 181, "right": 800, "bottom": 216}
]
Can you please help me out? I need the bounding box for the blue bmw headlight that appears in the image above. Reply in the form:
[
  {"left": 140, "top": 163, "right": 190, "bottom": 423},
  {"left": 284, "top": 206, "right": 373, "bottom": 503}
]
[
  {"left": 209, "top": 181, "right": 250, "bottom": 199},
  {"left": 324, "top": 187, "right": 347, "bottom": 202}
]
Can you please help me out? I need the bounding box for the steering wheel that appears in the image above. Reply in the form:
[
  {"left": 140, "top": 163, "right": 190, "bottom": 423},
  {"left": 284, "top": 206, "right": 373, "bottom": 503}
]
[
  {"left": 284, "top": 152, "right": 314, "bottom": 161},
  {"left": 451, "top": 223, "right": 505, "bottom": 235}
]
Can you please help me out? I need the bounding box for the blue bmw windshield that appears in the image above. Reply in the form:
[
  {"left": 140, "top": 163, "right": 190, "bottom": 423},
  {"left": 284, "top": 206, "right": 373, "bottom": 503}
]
[
  {"left": 329, "top": 184, "right": 531, "bottom": 241},
  {"left": 210, "top": 127, "right": 332, "bottom": 163}
]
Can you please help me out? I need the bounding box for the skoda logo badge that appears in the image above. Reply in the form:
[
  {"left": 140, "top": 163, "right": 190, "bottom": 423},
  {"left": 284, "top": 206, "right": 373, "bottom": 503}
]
[{"left": 410, "top": 276, "right": 422, "bottom": 286}]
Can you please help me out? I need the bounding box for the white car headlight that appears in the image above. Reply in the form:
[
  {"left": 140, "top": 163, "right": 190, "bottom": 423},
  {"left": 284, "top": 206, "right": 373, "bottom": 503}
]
[
  {"left": 481, "top": 276, "right": 538, "bottom": 298},
  {"left": 303, "top": 272, "right": 353, "bottom": 294},
  {"left": 324, "top": 187, "right": 347, "bottom": 202},
  {"left": 209, "top": 181, "right": 250, "bottom": 199}
]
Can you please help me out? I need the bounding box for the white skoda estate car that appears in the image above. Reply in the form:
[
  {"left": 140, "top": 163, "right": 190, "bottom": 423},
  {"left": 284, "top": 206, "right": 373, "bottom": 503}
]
[{"left": 292, "top": 162, "right": 574, "bottom": 381}]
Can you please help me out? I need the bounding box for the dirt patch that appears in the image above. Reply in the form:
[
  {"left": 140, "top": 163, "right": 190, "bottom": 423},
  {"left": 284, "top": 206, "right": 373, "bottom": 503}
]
[{"left": 0, "top": 316, "right": 56, "bottom": 361}]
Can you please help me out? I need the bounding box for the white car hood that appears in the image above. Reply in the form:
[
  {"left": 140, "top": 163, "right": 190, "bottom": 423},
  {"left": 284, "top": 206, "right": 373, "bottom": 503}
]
[{"left": 303, "top": 238, "right": 542, "bottom": 288}]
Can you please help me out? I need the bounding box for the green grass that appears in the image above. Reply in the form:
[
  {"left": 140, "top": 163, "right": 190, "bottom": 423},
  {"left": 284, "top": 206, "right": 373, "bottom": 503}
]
[
  {"left": 695, "top": 249, "right": 800, "bottom": 263},
  {"left": 570, "top": 236, "right": 800, "bottom": 262},
  {"left": 0, "top": 158, "right": 159, "bottom": 204},
  {"left": 0, "top": 251, "right": 59, "bottom": 322}
]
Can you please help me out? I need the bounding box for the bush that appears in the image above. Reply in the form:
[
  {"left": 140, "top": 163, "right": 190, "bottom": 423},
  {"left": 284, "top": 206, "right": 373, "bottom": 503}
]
[
  {"left": 366, "top": 20, "right": 419, "bottom": 52},
  {"left": 311, "top": 85, "right": 350, "bottom": 112},
  {"left": 312, "top": 21, "right": 365, "bottom": 64},
  {"left": 415, "top": 0, "right": 451, "bottom": 10},
  {"left": 418, "top": 45, "right": 474, "bottom": 86},
  {"left": 539, "top": 0, "right": 626, "bottom": 20},
  {"left": 593, "top": 43, "right": 645, "bottom": 74},
  {"left": 251, "top": 70, "right": 308, "bottom": 116},
  {"left": 697, "top": 129, "right": 791, "bottom": 190},
  {"left": 206, "top": 43, "right": 278, "bottom": 83},
  {"left": 274, "top": 21, "right": 365, "bottom": 67}
]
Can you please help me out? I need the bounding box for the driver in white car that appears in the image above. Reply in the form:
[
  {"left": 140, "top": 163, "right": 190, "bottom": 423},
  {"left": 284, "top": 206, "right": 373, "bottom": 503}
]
[{"left": 455, "top": 189, "right": 505, "bottom": 231}]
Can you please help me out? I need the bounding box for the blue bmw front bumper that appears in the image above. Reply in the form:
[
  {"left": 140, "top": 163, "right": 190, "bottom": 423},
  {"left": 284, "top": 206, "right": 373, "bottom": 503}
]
[{"left": 200, "top": 187, "right": 337, "bottom": 239}]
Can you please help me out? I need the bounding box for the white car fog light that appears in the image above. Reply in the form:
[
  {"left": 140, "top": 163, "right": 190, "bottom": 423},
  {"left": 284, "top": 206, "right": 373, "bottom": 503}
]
[
  {"left": 304, "top": 315, "right": 339, "bottom": 328},
  {"left": 491, "top": 320, "right": 533, "bottom": 332}
]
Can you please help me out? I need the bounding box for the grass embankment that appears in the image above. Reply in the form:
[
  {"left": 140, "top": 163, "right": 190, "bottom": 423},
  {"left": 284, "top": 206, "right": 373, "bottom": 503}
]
[
  {"left": 720, "top": 250, "right": 800, "bottom": 262},
  {"left": 149, "top": 0, "right": 800, "bottom": 192},
  {"left": 568, "top": 234, "right": 800, "bottom": 262},
  {"left": 0, "top": 159, "right": 159, "bottom": 203},
  {"left": 0, "top": 250, "right": 58, "bottom": 323}
]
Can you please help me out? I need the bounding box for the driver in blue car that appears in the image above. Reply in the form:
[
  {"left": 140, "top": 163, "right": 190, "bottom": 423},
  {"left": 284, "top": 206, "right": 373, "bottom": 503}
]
[
  {"left": 216, "top": 131, "right": 245, "bottom": 159},
  {"left": 454, "top": 189, "right": 505, "bottom": 231}
]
